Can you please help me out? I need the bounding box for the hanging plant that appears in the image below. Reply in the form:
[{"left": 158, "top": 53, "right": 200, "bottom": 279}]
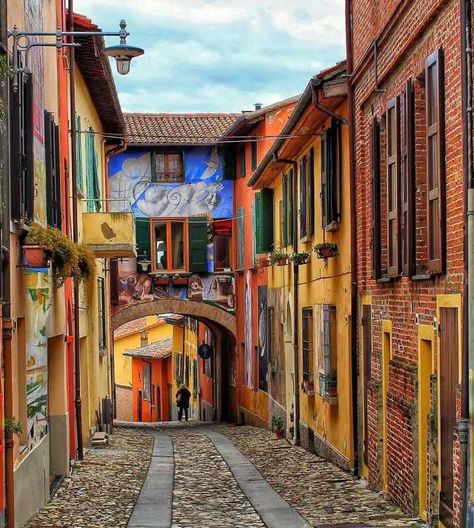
[
  {"left": 269, "top": 249, "right": 289, "bottom": 266},
  {"left": 77, "top": 244, "right": 96, "bottom": 283},
  {"left": 289, "top": 251, "right": 311, "bottom": 265},
  {"left": 313, "top": 242, "right": 338, "bottom": 259}
]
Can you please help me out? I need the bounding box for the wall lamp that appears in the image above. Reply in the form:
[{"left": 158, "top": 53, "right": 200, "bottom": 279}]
[{"left": 8, "top": 19, "right": 144, "bottom": 92}]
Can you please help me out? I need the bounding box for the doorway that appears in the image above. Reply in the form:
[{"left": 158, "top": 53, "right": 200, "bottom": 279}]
[
  {"left": 137, "top": 390, "right": 143, "bottom": 422},
  {"left": 381, "top": 322, "right": 391, "bottom": 492},
  {"left": 361, "top": 305, "right": 372, "bottom": 476},
  {"left": 156, "top": 387, "right": 161, "bottom": 422},
  {"left": 439, "top": 307, "right": 458, "bottom": 528}
]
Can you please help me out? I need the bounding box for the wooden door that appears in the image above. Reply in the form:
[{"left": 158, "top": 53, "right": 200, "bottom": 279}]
[
  {"left": 362, "top": 306, "right": 372, "bottom": 468},
  {"left": 439, "top": 307, "right": 458, "bottom": 528},
  {"left": 137, "top": 391, "right": 143, "bottom": 422}
]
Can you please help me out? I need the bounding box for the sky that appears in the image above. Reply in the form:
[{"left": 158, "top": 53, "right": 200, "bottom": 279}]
[{"left": 74, "top": 0, "right": 346, "bottom": 114}]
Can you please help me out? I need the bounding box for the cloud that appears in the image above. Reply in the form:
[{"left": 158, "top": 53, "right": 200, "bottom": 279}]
[{"left": 75, "top": 0, "right": 345, "bottom": 112}]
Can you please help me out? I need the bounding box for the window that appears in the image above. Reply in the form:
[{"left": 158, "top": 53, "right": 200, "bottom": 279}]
[
  {"left": 10, "top": 72, "right": 34, "bottom": 221},
  {"left": 203, "top": 328, "right": 214, "bottom": 377},
  {"left": 175, "top": 353, "right": 183, "bottom": 384},
  {"left": 185, "top": 355, "right": 190, "bottom": 387},
  {"left": 143, "top": 362, "right": 151, "bottom": 400},
  {"left": 214, "top": 235, "right": 231, "bottom": 271},
  {"left": 314, "top": 304, "right": 337, "bottom": 397},
  {"left": 302, "top": 307, "right": 313, "bottom": 382},
  {"left": 299, "top": 156, "right": 308, "bottom": 238},
  {"left": 76, "top": 115, "right": 83, "bottom": 193},
  {"left": 98, "top": 277, "right": 107, "bottom": 352},
  {"left": 321, "top": 119, "right": 341, "bottom": 229},
  {"left": 268, "top": 307, "right": 276, "bottom": 364},
  {"left": 282, "top": 170, "right": 294, "bottom": 247},
  {"left": 255, "top": 189, "right": 274, "bottom": 254},
  {"left": 151, "top": 219, "right": 188, "bottom": 272},
  {"left": 372, "top": 117, "right": 382, "bottom": 279},
  {"left": 237, "top": 207, "right": 245, "bottom": 269},
  {"left": 251, "top": 140, "right": 258, "bottom": 170},
  {"left": 239, "top": 145, "right": 246, "bottom": 177},
  {"left": 86, "top": 128, "right": 101, "bottom": 212},
  {"left": 386, "top": 97, "right": 400, "bottom": 276},
  {"left": 401, "top": 80, "right": 416, "bottom": 276},
  {"left": 426, "top": 49, "right": 445, "bottom": 274},
  {"left": 44, "top": 111, "right": 61, "bottom": 228},
  {"left": 151, "top": 152, "right": 183, "bottom": 182}
]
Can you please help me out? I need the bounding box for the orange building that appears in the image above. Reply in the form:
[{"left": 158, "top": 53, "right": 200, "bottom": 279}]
[{"left": 125, "top": 338, "right": 173, "bottom": 422}]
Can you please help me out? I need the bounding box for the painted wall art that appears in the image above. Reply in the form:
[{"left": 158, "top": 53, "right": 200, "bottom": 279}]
[
  {"left": 108, "top": 147, "right": 233, "bottom": 219},
  {"left": 258, "top": 286, "right": 269, "bottom": 392}
]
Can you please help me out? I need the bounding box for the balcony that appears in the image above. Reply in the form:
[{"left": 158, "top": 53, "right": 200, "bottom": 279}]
[{"left": 82, "top": 212, "right": 136, "bottom": 258}]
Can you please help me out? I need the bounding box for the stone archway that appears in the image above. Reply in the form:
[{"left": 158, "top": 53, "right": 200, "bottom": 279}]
[{"left": 111, "top": 298, "right": 236, "bottom": 336}]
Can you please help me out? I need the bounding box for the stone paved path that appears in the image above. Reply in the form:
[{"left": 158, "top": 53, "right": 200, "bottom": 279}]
[{"left": 25, "top": 423, "right": 427, "bottom": 528}]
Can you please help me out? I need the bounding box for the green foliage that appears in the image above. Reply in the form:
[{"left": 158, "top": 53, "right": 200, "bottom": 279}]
[
  {"left": 269, "top": 248, "right": 289, "bottom": 265},
  {"left": 0, "top": 55, "right": 13, "bottom": 80},
  {"left": 313, "top": 242, "right": 338, "bottom": 253},
  {"left": 289, "top": 251, "right": 311, "bottom": 264},
  {"left": 271, "top": 415, "right": 284, "bottom": 430},
  {"left": 4, "top": 417, "right": 23, "bottom": 436},
  {"left": 77, "top": 244, "right": 96, "bottom": 282}
]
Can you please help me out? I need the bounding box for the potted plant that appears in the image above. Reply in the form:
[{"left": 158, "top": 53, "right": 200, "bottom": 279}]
[
  {"left": 23, "top": 224, "right": 49, "bottom": 267},
  {"left": 4, "top": 417, "right": 23, "bottom": 436},
  {"left": 271, "top": 415, "right": 285, "bottom": 439},
  {"left": 290, "top": 251, "right": 311, "bottom": 265},
  {"left": 314, "top": 242, "right": 338, "bottom": 259},
  {"left": 269, "top": 249, "right": 289, "bottom": 266},
  {"left": 325, "top": 370, "right": 338, "bottom": 397},
  {"left": 302, "top": 378, "right": 315, "bottom": 396},
  {"left": 256, "top": 255, "right": 270, "bottom": 268},
  {"left": 77, "top": 244, "right": 96, "bottom": 283}
]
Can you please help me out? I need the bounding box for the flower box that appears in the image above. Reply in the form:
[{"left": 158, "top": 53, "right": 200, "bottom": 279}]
[
  {"left": 172, "top": 277, "right": 189, "bottom": 285},
  {"left": 277, "top": 257, "right": 289, "bottom": 266},
  {"left": 314, "top": 243, "right": 338, "bottom": 260},
  {"left": 23, "top": 245, "right": 48, "bottom": 267},
  {"left": 290, "top": 251, "right": 311, "bottom": 265}
]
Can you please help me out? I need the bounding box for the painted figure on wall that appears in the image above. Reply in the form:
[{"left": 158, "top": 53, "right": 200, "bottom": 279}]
[
  {"left": 108, "top": 147, "right": 233, "bottom": 219},
  {"left": 258, "top": 286, "right": 268, "bottom": 392}
]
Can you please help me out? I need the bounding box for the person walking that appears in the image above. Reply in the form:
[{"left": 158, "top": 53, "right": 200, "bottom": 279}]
[{"left": 176, "top": 384, "right": 191, "bottom": 422}]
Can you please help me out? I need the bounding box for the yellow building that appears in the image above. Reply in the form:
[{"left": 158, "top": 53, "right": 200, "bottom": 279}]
[
  {"left": 114, "top": 316, "right": 173, "bottom": 421},
  {"left": 249, "top": 63, "right": 354, "bottom": 469}
]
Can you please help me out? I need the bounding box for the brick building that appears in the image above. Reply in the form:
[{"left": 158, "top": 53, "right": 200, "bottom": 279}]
[{"left": 347, "top": 1, "right": 468, "bottom": 526}]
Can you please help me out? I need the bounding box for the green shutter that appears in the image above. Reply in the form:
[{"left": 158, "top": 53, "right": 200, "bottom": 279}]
[
  {"left": 86, "top": 129, "right": 101, "bottom": 212},
  {"left": 282, "top": 175, "right": 288, "bottom": 247},
  {"left": 309, "top": 147, "right": 315, "bottom": 236},
  {"left": 188, "top": 217, "right": 208, "bottom": 272},
  {"left": 251, "top": 202, "right": 256, "bottom": 262},
  {"left": 237, "top": 207, "right": 245, "bottom": 269},
  {"left": 136, "top": 219, "right": 151, "bottom": 260},
  {"left": 76, "top": 115, "right": 83, "bottom": 192},
  {"left": 256, "top": 189, "right": 274, "bottom": 254},
  {"left": 288, "top": 169, "right": 294, "bottom": 244}
]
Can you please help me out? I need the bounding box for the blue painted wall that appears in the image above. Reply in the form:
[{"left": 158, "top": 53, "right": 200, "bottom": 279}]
[{"left": 108, "top": 146, "right": 233, "bottom": 219}]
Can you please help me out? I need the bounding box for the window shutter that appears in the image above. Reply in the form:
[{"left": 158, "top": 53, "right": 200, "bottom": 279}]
[
  {"left": 426, "top": 48, "right": 445, "bottom": 274},
  {"left": 322, "top": 305, "right": 332, "bottom": 376},
  {"left": 299, "top": 158, "right": 307, "bottom": 238},
  {"left": 24, "top": 75, "right": 34, "bottom": 220},
  {"left": 45, "top": 111, "right": 54, "bottom": 226},
  {"left": 251, "top": 141, "right": 257, "bottom": 170},
  {"left": 251, "top": 202, "right": 256, "bottom": 262},
  {"left": 321, "top": 132, "right": 328, "bottom": 228},
  {"left": 387, "top": 97, "right": 401, "bottom": 277},
  {"left": 256, "top": 189, "right": 274, "bottom": 254},
  {"left": 237, "top": 207, "right": 245, "bottom": 269},
  {"left": 288, "top": 169, "right": 294, "bottom": 244},
  {"left": 302, "top": 307, "right": 313, "bottom": 382},
  {"left": 282, "top": 175, "right": 288, "bottom": 246},
  {"left": 10, "top": 77, "right": 21, "bottom": 220},
  {"left": 110, "top": 259, "right": 119, "bottom": 305},
  {"left": 224, "top": 148, "right": 236, "bottom": 180},
  {"left": 308, "top": 148, "right": 315, "bottom": 236},
  {"left": 76, "top": 115, "right": 83, "bottom": 192},
  {"left": 136, "top": 219, "right": 151, "bottom": 260},
  {"left": 188, "top": 217, "right": 208, "bottom": 272},
  {"left": 239, "top": 146, "right": 246, "bottom": 177},
  {"left": 328, "top": 119, "right": 341, "bottom": 226},
  {"left": 372, "top": 118, "right": 382, "bottom": 279}
]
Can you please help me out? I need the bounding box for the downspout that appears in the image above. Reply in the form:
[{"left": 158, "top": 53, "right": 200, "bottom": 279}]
[
  {"left": 461, "top": 0, "right": 472, "bottom": 525},
  {"left": 346, "top": 0, "right": 360, "bottom": 475},
  {"left": 0, "top": 0, "right": 14, "bottom": 524},
  {"left": 277, "top": 157, "right": 300, "bottom": 444},
  {"left": 68, "top": 1, "right": 83, "bottom": 460}
]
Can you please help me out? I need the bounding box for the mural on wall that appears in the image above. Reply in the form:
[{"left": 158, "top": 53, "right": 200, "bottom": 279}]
[
  {"left": 25, "top": 270, "right": 51, "bottom": 449},
  {"left": 108, "top": 147, "right": 233, "bottom": 219},
  {"left": 244, "top": 271, "right": 253, "bottom": 387},
  {"left": 114, "top": 260, "right": 235, "bottom": 312},
  {"left": 258, "top": 286, "right": 269, "bottom": 392},
  {"left": 25, "top": 0, "right": 47, "bottom": 225}
]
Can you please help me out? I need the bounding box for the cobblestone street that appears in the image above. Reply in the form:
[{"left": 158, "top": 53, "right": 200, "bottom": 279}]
[{"left": 24, "top": 423, "right": 426, "bottom": 528}]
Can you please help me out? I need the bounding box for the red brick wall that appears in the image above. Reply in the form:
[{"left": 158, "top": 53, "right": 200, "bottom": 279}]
[{"left": 351, "top": 0, "right": 463, "bottom": 522}]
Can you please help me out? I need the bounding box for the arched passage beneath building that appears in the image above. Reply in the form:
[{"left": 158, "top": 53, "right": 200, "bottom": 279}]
[{"left": 111, "top": 299, "right": 237, "bottom": 423}]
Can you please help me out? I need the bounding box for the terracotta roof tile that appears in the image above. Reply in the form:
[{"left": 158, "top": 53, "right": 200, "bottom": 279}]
[
  {"left": 124, "top": 338, "right": 173, "bottom": 360},
  {"left": 124, "top": 113, "right": 240, "bottom": 146}
]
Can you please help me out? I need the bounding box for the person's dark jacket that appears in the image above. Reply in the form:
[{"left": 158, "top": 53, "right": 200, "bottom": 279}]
[{"left": 176, "top": 386, "right": 191, "bottom": 408}]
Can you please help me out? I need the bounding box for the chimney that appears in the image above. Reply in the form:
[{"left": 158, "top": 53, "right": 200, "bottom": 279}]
[{"left": 254, "top": 103, "right": 263, "bottom": 111}]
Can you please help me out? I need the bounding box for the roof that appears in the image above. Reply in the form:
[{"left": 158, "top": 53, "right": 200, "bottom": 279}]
[
  {"left": 248, "top": 61, "right": 347, "bottom": 188},
  {"left": 73, "top": 12, "right": 124, "bottom": 138},
  {"left": 124, "top": 338, "right": 173, "bottom": 360},
  {"left": 221, "top": 95, "right": 300, "bottom": 140},
  {"left": 124, "top": 113, "right": 240, "bottom": 146}
]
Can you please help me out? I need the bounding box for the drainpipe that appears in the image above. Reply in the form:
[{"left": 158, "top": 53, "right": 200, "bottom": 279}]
[
  {"left": 461, "top": 0, "right": 472, "bottom": 525},
  {"left": 277, "top": 157, "right": 300, "bottom": 444},
  {"left": 68, "top": 0, "right": 83, "bottom": 461},
  {"left": 345, "top": 0, "right": 360, "bottom": 475},
  {"left": 0, "top": 0, "right": 14, "bottom": 523}
]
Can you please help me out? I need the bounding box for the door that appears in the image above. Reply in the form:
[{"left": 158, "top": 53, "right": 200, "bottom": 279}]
[
  {"left": 439, "top": 307, "right": 458, "bottom": 528},
  {"left": 418, "top": 337, "right": 432, "bottom": 520},
  {"left": 362, "top": 305, "right": 372, "bottom": 471},
  {"left": 137, "top": 391, "right": 143, "bottom": 422},
  {"left": 156, "top": 387, "right": 161, "bottom": 422}
]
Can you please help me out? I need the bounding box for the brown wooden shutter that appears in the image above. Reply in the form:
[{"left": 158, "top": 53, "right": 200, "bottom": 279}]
[
  {"left": 302, "top": 307, "right": 313, "bottom": 382},
  {"left": 372, "top": 118, "right": 382, "bottom": 280},
  {"left": 308, "top": 148, "right": 315, "bottom": 235},
  {"left": 426, "top": 49, "right": 445, "bottom": 274},
  {"left": 110, "top": 259, "right": 119, "bottom": 305},
  {"left": 299, "top": 158, "right": 307, "bottom": 238},
  {"left": 321, "top": 131, "right": 328, "bottom": 228},
  {"left": 401, "top": 79, "right": 416, "bottom": 276},
  {"left": 386, "top": 97, "right": 401, "bottom": 277}
]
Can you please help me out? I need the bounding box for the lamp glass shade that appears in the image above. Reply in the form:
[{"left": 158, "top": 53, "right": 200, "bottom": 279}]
[
  {"left": 116, "top": 57, "right": 131, "bottom": 75},
  {"left": 103, "top": 44, "right": 144, "bottom": 75}
]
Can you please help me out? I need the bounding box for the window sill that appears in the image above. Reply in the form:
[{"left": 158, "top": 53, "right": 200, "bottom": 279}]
[
  {"left": 322, "top": 393, "right": 338, "bottom": 405},
  {"left": 325, "top": 221, "right": 340, "bottom": 232},
  {"left": 411, "top": 274, "right": 432, "bottom": 281},
  {"left": 376, "top": 276, "right": 392, "bottom": 283}
]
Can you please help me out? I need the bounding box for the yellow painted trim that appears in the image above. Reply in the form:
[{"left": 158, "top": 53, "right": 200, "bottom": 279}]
[
  {"left": 417, "top": 324, "right": 434, "bottom": 521},
  {"left": 381, "top": 319, "right": 392, "bottom": 492}
]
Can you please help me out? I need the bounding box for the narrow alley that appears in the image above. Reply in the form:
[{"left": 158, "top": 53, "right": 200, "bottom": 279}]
[{"left": 27, "top": 424, "right": 424, "bottom": 528}]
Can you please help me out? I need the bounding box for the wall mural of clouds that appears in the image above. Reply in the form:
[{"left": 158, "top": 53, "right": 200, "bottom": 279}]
[{"left": 74, "top": 0, "right": 345, "bottom": 112}]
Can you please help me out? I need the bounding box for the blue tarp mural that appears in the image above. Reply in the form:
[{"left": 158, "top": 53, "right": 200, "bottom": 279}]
[{"left": 108, "top": 146, "right": 233, "bottom": 218}]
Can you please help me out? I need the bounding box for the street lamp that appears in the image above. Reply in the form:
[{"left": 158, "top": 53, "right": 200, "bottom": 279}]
[{"left": 8, "top": 19, "right": 144, "bottom": 91}]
